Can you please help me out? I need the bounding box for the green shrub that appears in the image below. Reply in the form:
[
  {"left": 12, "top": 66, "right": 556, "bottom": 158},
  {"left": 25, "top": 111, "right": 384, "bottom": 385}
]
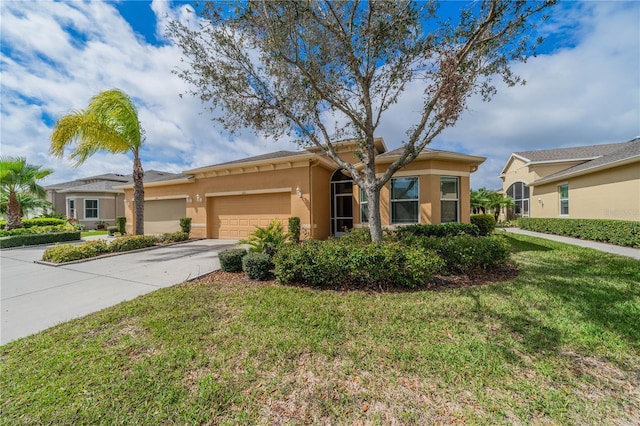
[
  {"left": 1, "top": 231, "right": 81, "bottom": 249},
  {"left": 470, "top": 214, "right": 496, "bottom": 236},
  {"left": 239, "top": 219, "right": 290, "bottom": 258},
  {"left": 116, "top": 216, "right": 126, "bottom": 234},
  {"left": 108, "top": 235, "right": 158, "bottom": 253},
  {"left": 273, "top": 239, "right": 445, "bottom": 289},
  {"left": 0, "top": 224, "right": 76, "bottom": 237},
  {"left": 162, "top": 231, "right": 189, "bottom": 243},
  {"left": 22, "top": 218, "right": 67, "bottom": 228},
  {"left": 518, "top": 218, "right": 640, "bottom": 248},
  {"left": 393, "top": 222, "right": 479, "bottom": 239},
  {"left": 242, "top": 252, "right": 271, "bottom": 280},
  {"left": 219, "top": 248, "right": 247, "bottom": 272},
  {"left": 426, "top": 235, "right": 510, "bottom": 274},
  {"left": 179, "top": 217, "right": 192, "bottom": 235},
  {"left": 42, "top": 240, "right": 109, "bottom": 263},
  {"left": 288, "top": 216, "right": 300, "bottom": 242},
  {"left": 107, "top": 226, "right": 119, "bottom": 236}
]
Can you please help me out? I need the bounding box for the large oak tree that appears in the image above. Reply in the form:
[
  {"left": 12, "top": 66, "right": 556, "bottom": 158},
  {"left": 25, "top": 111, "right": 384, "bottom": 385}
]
[{"left": 168, "top": 0, "right": 555, "bottom": 241}]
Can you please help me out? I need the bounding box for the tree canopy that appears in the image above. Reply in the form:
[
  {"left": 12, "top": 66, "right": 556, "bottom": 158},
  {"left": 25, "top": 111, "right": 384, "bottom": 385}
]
[
  {"left": 0, "top": 157, "right": 53, "bottom": 230},
  {"left": 168, "top": 0, "right": 556, "bottom": 240},
  {"left": 50, "top": 89, "right": 147, "bottom": 234}
]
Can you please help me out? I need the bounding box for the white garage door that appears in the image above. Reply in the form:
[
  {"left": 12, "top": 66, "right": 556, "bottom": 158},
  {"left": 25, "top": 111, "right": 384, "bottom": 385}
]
[
  {"left": 144, "top": 199, "right": 186, "bottom": 235},
  {"left": 209, "top": 193, "right": 291, "bottom": 239}
]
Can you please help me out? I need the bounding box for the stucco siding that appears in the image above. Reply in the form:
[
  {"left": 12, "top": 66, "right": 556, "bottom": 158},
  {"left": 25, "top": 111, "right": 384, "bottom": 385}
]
[{"left": 532, "top": 163, "right": 640, "bottom": 220}]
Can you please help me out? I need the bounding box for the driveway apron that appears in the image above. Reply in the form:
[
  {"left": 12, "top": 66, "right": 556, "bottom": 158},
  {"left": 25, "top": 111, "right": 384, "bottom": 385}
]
[{"left": 0, "top": 239, "right": 237, "bottom": 345}]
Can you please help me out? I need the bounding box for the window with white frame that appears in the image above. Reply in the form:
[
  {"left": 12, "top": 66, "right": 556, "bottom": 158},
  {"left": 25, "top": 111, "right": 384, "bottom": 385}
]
[
  {"left": 559, "top": 184, "right": 569, "bottom": 215},
  {"left": 506, "top": 181, "right": 530, "bottom": 218},
  {"left": 67, "top": 199, "right": 76, "bottom": 218},
  {"left": 84, "top": 199, "right": 98, "bottom": 219},
  {"left": 391, "top": 177, "right": 419, "bottom": 224},
  {"left": 440, "top": 176, "right": 459, "bottom": 223},
  {"left": 360, "top": 188, "right": 369, "bottom": 223}
]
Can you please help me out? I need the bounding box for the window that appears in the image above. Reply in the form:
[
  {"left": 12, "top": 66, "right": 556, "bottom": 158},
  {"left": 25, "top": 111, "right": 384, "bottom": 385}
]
[
  {"left": 67, "top": 199, "right": 76, "bottom": 218},
  {"left": 440, "top": 177, "right": 459, "bottom": 223},
  {"left": 559, "top": 184, "right": 569, "bottom": 215},
  {"left": 506, "top": 182, "right": 530, "bottom": 219},
  {"left": 360, "top": 188, "right": 369, "bottom": 223},
  {"left": 84, "top": 199, "right": 98, "bottom": 219},
  {"left": 391, "top": 177, "right": 419, "bottom": 224}
]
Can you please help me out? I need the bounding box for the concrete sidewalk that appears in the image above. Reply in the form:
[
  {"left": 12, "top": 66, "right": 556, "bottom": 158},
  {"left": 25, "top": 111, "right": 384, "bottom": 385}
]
[
  {"left": 0, "top": 238, "right": 238, "bottom": 345},
  {"left": 501, "top": 228, "right": 640, "bottom": 260}
]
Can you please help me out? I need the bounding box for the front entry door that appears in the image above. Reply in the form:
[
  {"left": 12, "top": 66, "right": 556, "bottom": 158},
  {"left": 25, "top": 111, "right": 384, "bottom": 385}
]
[{"left": 330, "top": 170, "right": 353, "bottom": 236}]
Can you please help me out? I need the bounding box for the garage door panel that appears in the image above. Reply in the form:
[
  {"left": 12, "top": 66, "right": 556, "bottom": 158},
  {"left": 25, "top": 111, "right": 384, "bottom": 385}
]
[
  {"left": 209, "top": 193, "right": 290, "bottom": 239},
  {"left": 144, "top": 199, "right": 185, "bottom": 235}
]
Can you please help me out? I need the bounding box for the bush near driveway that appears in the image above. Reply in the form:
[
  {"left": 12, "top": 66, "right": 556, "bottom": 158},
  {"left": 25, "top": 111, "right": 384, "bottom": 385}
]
[
  {"left": 219, "top": 248, "right": 247, "bottom": 272},
  {"left": 41, "top": 233, "right": 191, "bottom": 263},
  {"left": 0, "top": 231, "right": 81, "bottom": 249}
]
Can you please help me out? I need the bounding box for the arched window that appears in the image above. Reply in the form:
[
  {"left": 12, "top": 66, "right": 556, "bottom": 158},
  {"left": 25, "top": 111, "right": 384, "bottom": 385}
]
[{"left": 506, "top": 182, "right": 530, "bottom": 219}]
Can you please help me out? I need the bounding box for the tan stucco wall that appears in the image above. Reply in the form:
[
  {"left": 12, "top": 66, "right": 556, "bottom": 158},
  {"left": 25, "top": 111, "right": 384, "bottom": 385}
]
[
  {"left": 125, "top": 154, "right": 480, "bottom": 237},
  {"left": 531, "top": 163, "right": 640, "bottom": 220}
]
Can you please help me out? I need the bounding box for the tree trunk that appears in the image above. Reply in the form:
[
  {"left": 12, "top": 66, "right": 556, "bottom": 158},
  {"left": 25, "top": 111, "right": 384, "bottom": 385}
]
[
  {"left": 366, "top": 185, "right": 384, "bottom": 242},
  {"left": 133, "top": 155, "right": 145, "bottom": 235},
  {"left": 5, "top": 191, "right": 23, "bottom": 230}
]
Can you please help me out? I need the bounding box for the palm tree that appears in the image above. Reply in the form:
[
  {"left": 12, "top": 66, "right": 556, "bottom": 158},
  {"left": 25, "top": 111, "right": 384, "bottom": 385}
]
[
  {"left": 0, "top": 192, "right": 53, "bottom": 218},
  {"left": 50, "top": 89, "right": 146, "bottom": 234},
  {"left": 0, "top": 157, "right": 53, "bottom": 230}
]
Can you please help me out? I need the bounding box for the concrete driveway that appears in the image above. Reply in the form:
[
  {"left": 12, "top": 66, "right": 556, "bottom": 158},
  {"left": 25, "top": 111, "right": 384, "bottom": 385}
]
[{"left": 0, "top": 238, "right": 238, "bottom": 345}]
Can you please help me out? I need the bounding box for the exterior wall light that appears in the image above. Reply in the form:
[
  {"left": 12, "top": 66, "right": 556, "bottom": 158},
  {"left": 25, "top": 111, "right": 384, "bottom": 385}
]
[
  {"left": 196, "top": 194, "right": 202, "bottom": 203},
  {"left": 296, "top": 186, "right": 302, "bottom": 198},
  {"left": 186, "top": 196, "right": 193, "bottom": 203}
]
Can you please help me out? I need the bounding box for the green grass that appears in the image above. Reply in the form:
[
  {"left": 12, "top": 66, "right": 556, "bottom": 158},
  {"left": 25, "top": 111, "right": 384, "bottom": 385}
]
[
  {"left": 1, "top": 234, "right": 639, "bottom": 425},
  {"left": 81, "top": 230, "right": 108, "bottom": 237}
]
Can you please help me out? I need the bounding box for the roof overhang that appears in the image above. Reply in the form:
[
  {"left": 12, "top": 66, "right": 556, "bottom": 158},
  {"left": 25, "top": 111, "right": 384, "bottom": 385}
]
[
  {"left": 375, "top": 150, "right": 486, "bottom": 166},
  {"left": 184, "top": 152, "right": 337, "bottom": 176},
  {"left": 531, "top": 155, "right": 640, "bottom": 186},
  {"left": 58, "top": 189, "right": 124, "bottom": 194},
  {"left": 113, "top": 176, "right": 195, "bottom": 190},
  {"left": 305, "top": 137, "right": 387, "bottom": 155}
]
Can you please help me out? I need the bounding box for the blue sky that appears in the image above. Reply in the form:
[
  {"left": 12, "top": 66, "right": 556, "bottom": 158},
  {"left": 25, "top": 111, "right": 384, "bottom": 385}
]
[{"left": 1, "top": 1, "right": 638, "bottom": 189}]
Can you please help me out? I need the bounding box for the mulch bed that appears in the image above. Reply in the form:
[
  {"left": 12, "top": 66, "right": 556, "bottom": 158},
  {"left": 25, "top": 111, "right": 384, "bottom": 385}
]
[{"left": 198, "top": 264, "right": 519, "bottom": 293}]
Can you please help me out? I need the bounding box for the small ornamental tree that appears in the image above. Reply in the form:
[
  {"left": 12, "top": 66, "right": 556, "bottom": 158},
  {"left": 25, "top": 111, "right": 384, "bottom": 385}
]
[{"left": 168, "top": 0, "right": 556, "bottom": 241}]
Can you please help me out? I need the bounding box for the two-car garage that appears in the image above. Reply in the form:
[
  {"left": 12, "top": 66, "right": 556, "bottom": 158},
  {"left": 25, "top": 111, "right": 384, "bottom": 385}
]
[{"left": 207, "top": 192, "right": 291, "bottom": 239}]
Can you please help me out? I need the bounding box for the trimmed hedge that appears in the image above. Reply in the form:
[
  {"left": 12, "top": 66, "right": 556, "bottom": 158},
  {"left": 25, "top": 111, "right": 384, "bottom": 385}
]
[
  {"left": 288, "top": 216, "right": 301, "bottom": 242},
  {"left": 116, "top": 217, "right": 126, "bottom": 234},
  {"left": 393, "top": 222, "right": 480, "bottom": 239},
  {"left": 180, "top": 217, "right": 192, "bottom": 235},
  {"left": 0, "top": 232, "right": 81, "bottom": 249},
  {"left": 242, "top": 252, "right": 271, "bottom": 280},
  {"left": 470, "top": 214, "right": 496, "bottom": 236},
  {"left": 517, "top": 218, "right": 640, "bottom": 248},
  {"left": 42, "top": 240, "right": 109, "bottom": 263},
  {"left": 414, "top": 235, "right": 510, "bottom": 274},
  {"left": 219, "top": 248, "right": 247, "bottom": 272},
  {"left": 273, "top": 239, "right": 446, "bottom": 289},
  {"left": 160, "top": 231, "right": 190, "bottom": 243},
  {"left": 0, "top": 224, "right": 76, "bottom": 237},
  {"left": 109, "top": 235, "right": 158, "bottom": 253},
  {"left": 0, "top": 218, "right": 67, "bottom": 229}
]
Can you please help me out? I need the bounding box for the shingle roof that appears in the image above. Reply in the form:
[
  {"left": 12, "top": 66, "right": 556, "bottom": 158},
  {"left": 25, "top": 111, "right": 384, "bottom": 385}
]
[
  {"left": 186, "top": 150, "right": 306, "bottom": 172},
  {"left": 378, "top": 146, "right": 440, "bottom": 157},
  {"left": 531, "top": 138, "right": 640, "bottom": 185},
  {"left": 515, "top": 140, "right": 637, "bottom": 163},
  {"left": 46, "top": 173, "right": 129, "bottom": 189},
  {"left": 58, "top": 180, "right": 125, "bottom": 193}
]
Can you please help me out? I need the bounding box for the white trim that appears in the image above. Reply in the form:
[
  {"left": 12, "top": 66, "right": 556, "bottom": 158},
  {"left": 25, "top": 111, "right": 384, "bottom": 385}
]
[
  {"left": 376, "top": 169, "right": 470, "bottom": 178},
  {"left": 390, "top": 176, "right": 420, "bottom": 225},
  {"left": 205, "top": 187, "right": 292, "bottom": 198},
  {"left": 65, "top": 195, "right": 118, "bottom": 200},
  {"left": 440, "top": 176, "right": 460, "bottom": 223},
  {"left": 191, "top": 223, "right": 206, "bottom": 228},
  {"left": 84, "top": 199, "right": 99, "bottom": 220},
  {"left": 144, "top": 195, "right": 189, "bottom": 201}
]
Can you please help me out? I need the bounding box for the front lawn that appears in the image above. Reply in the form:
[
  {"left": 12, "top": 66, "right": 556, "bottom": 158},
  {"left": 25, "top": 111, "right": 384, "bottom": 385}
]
[{"left": 1, "top": 234, "right": 638, "bottom": 424}]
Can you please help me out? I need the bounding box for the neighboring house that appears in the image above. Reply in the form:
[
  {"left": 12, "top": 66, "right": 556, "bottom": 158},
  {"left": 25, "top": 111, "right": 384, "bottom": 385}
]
[
  {"left": 46, "top": 171, "right": 184, "bottom": 230},
  {"left": 117, "top": 138, "right": 486, "bottom": 239},
  {"left": 500, "top": 137, "right": 640, "bottom": 221}
]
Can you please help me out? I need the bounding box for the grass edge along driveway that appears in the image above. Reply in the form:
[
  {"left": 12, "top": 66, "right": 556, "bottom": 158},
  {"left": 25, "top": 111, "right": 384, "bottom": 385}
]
[{"left": 1, "top": 233, "right": 639, "bottom": 425}]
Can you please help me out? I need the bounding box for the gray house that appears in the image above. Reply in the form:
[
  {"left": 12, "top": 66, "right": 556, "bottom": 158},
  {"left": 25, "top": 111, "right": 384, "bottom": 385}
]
[{"left": 46, "top": 171, "right": 183, "bottom": 230}]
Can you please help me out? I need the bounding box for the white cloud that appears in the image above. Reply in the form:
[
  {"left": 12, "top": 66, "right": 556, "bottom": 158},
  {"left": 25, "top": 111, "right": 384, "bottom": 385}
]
[{"left": 0, "top": 0, "right": 637, "bottom": 193}]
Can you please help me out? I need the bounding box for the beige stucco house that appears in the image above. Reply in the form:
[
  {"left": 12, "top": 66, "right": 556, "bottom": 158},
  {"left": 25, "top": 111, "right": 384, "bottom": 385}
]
[
  {"left": 500, "top": 137, "right": 640, "bottom": 221},
  {"left": 118, "top": 138, "right": 486, "bottom": 239}
]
